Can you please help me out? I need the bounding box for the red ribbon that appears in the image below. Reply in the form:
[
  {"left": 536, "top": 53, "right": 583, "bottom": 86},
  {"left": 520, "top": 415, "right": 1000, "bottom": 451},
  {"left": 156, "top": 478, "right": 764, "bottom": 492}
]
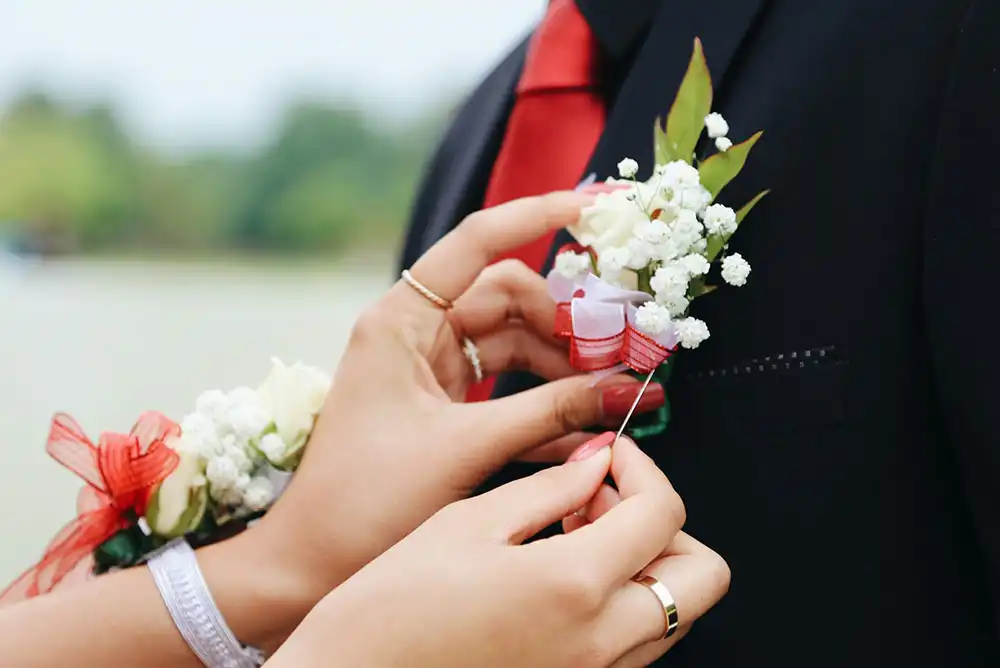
[
  {"left": 0, "top": 412, "right": 180, "bottom": 606},
  {"left": 555, "top": 315, "right": 673, "bottom": 374}
]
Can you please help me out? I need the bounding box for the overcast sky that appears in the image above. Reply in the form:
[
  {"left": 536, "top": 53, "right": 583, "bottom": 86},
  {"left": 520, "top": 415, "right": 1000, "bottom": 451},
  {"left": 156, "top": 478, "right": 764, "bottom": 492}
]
[{"left": 0, "top": 0, "right": 542, "bottom": 151}]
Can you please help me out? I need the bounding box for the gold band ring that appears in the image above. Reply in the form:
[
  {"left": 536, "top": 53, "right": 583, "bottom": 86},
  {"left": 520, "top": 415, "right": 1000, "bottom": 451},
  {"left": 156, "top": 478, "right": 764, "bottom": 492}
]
[
  {"left": 400, "top": 269, "right": 453, "bottom": 310},
  {"left": 633, "top": 575, "right": 680, "bottom": 639}
]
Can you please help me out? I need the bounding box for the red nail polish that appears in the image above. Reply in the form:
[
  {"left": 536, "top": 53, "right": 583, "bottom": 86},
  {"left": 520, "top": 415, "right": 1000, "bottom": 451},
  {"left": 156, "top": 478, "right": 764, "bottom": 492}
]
[
  {"left": 601, "top": 382, "right": 665, "bottom": 417},
  {"left": 568, "top": 432, "right": 616, "bottom": 462}
]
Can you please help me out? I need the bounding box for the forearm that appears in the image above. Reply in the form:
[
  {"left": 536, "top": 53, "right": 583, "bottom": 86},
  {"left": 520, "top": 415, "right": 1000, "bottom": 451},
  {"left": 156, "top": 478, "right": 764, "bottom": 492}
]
[{"left": 0, "top": 531, "right": 320, "bottom": 667}]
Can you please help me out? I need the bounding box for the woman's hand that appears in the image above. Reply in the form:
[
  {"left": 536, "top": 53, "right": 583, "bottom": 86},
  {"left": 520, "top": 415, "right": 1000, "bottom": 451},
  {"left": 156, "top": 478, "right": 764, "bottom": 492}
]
[
  {"left": 267, "top": 435, "right": 730, "bottom": 668},
  {"left": 241, "top": 192, "right": 666, "bottom": 620}
]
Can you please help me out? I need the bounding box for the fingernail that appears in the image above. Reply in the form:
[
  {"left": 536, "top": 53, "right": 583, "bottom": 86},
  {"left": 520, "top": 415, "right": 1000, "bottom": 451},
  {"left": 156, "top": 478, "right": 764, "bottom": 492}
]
[
  {"left": 601, "top": 382, "right": 665, "bottom": 417},
  {"left": 568, "top": 432, "right": 616, "bottom": 462}
]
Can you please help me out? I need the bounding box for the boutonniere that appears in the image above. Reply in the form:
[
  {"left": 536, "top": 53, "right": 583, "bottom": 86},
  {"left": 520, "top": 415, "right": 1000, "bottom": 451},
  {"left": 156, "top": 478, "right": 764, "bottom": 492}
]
[{"left": 549, "top": 38, "right": 769, "bottom": 437}]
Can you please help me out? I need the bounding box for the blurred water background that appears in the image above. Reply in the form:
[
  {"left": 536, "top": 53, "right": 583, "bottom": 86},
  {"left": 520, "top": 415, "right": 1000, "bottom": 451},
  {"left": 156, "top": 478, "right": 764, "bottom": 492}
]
[{"left": 0, "top": 0, "right": 542, "bottom": 584}]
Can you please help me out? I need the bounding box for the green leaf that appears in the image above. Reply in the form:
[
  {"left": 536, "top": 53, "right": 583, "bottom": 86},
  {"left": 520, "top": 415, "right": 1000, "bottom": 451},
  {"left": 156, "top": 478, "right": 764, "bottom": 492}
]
[
  {"left": 93, "top": 526, "right": 152, "bottom": 573},
  {"left": 736, "top": 188, "right": 770, "bottom": 223},
  {"left": 704, "top": 235, "right": 726, "bottom": 264},
  {"left": 703, "top": 189, "right": 770, "bottom": 262},
  {"left": 698, "top": 131, "right": 762, "bottom": 200},
  {"left": 687, "top": 277, "right": 718, "bottom": 298},
  {"left": 653, "top": 117, "right": 670, "bottom": 166},
  {"left": 662, "top": 38, "right": 713, "bottom": 165}
]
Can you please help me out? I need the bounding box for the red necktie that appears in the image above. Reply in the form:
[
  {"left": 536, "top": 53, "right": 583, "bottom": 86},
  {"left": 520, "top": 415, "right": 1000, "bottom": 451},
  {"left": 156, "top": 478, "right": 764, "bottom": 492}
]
[{"left": 466, "top": 0, "right": 606, "bottom": 402}]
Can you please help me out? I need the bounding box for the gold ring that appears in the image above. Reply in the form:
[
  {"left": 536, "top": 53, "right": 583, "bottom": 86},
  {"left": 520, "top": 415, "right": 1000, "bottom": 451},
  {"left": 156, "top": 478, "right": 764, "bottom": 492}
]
[
  {"left": 401, "top": 269, "right": 453, "bottom": 310},
  {"left": 633, "top": 575, "right": 679, "bottom": 639},
  {"left": 462, "top": 337, "right": 484, "bottom": 383}
]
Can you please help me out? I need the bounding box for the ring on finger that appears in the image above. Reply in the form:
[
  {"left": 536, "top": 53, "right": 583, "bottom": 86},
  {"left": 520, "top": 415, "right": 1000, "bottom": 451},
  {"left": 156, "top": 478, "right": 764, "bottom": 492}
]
[
  {"left": 632, "top": 575, "right": 679, "bottom": 639},
  {"left": 401, "top": 269, "right": 453, "bottom": 310},
  {"left": 462, "top": 336, "right": 484, "bottom": 383}
]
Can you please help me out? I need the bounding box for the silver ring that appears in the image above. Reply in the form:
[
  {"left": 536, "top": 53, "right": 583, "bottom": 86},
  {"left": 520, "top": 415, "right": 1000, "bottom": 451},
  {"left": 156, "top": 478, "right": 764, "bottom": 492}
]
[
  {"left": 462, "top": 337, "right": 484, "bottom": 383},
  {"left": 401, "top": 269, "right": 453, "bottom": 310},
  {"left": 633, "top": 575, "right": 679, "bottom": 639}
]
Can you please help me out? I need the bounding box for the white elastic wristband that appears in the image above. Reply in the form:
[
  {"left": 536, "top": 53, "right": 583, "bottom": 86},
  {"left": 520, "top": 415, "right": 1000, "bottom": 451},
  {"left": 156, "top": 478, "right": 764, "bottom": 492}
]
[{"left": 148, "top": 539, "right": 266, "bottom": 668}]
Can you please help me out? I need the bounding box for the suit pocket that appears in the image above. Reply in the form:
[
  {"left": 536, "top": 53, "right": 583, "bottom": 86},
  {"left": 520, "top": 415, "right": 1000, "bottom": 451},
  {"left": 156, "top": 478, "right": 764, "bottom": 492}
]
[{"left": 669, "top": 346, "right": 849, "bottom": 434}]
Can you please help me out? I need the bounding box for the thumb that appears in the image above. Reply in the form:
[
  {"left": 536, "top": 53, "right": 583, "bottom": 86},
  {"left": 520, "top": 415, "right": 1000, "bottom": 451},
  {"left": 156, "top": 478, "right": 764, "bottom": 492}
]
[{"left": 468, "top": 433, "right": 615, "bottom": 545}]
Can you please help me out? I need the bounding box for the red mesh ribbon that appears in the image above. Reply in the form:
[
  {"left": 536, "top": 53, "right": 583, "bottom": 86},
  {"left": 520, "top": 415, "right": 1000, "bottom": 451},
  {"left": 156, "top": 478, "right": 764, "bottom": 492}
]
[
  {"left": 554, "top": 302, "right": 574, "bottom": 338},
  {"left": 0, "top": 412, "right": 180, "bottom": 606},
  {"left": 622, "top": 323, "right": 673, "bottom": 373},
  {"left": 556, "top": 314, "right": 673, "bottom": 374}
]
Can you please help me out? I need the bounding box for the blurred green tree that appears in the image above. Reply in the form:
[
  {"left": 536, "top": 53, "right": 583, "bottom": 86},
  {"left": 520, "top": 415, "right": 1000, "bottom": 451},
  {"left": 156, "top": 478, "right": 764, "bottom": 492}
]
[{"left": 0, "top": 90, "right": 449, "bottom": 255}]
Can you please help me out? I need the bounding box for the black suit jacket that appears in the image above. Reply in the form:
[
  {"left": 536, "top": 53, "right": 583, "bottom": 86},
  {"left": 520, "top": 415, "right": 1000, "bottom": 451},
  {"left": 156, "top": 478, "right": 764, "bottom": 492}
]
[{"left": 400, "top": 1, "right": 1000, "bottom": 664}]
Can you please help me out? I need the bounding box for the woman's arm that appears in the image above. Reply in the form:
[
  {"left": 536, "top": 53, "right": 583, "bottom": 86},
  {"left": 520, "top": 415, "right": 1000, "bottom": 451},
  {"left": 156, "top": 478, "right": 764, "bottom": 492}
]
[{"left": 0, "top": 530, "right": 321, "bottom": 668}]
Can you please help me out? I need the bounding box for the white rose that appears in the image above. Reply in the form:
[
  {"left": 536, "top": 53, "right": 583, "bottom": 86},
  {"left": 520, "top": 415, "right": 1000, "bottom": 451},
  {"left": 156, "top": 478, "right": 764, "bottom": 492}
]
[
  {"left": 569, "top": 187, "right": 647, "bottom": 254},
  {"left": 704, "top": 112, "right": 730, "bottom": 139},
  {"left": 257, "top": 358, "right": 331, "bottom": 448},
  {"left": 147, "top": 438, "right": 208, "bottom": 539},
  {"left": 258, "top": 432, "right": 288, "bottom": 466}
]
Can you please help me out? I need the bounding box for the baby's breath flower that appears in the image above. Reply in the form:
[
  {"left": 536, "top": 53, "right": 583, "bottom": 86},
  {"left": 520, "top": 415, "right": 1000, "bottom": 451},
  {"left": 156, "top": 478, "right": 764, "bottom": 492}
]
[
  {"left": 704, "top": 112, "right": 730, "bottom": 139},
  {"left": 635, "top": 302, "right": 673, "bottom": 335},
  {"left": 675, "top": 317, "right": 711, "bottom": 349},
  {"left": 721, "top": 253, "right": 752, "bottom": 287},
  {"left": 242, "top": 477, "right": 275, "bottom": 513},
  {"left": 715, "top": 136, "right": 733, "bottom": 152},
  {"left": 206, "top": 456, "right": 240, "bottom": 493},
  {"left": 553, "top": 250, "right": 592, "bottom": 279},
  {"left": 702, "top": 203, "right": 737, "bottom": 236},
  {"left": 617, "top": 158, "right": 639, "bottom": 179},
  {"left": 678, "top": 253, "right": 711, "bottom": 277},
  {"left": 650, "top": 264, "right": 690, "bottom": 301}
]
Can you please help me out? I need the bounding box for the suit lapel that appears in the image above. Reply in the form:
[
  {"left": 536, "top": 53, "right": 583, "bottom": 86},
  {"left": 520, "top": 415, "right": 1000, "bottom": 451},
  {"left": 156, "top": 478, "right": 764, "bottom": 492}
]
[
  {"left": 545, "top": 0, "right": 771, "bottom": 268},
  {"left": 419, "top": 41, "right": 527, "bottom": 252}
]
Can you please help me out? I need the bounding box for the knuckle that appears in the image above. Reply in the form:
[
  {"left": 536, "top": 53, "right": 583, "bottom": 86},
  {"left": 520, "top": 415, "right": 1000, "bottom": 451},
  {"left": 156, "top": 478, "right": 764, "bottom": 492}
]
[
  {"left": 667, "top": 486, "right": 687, "bottom": 529},
  {"left": 430, "top": 498, "right": 469, "bottom": 527},
  {"left": 492, "top": 258, "right": 530, "bottom": 282},
  {"left": 706, "top": 550, "right": 732, "bottom": 596},
  {"left": 545, "top": 561, "right": 607, "bottom": 615},
  {"left": 349, "top": 306, "right": 383, "bottom": 345},
  {"left": 652, "top": 485, "right": 686, "bottom": 530},
  {"left": 551, "top": 384, "right": 599, "bottom": 433}
]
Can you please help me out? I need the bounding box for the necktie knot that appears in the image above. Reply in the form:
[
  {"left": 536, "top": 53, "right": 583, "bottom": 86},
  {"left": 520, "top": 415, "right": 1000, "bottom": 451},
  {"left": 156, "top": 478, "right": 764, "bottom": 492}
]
[{"left": 517, "top": 0, "right": 602, "bottom": 94}]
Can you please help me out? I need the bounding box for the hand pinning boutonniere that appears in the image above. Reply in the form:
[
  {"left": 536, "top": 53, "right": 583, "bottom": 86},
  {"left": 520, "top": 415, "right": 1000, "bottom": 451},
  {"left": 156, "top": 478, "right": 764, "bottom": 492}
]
[{"left": 549, "top": 38, "right": 769, "bottom": 437}]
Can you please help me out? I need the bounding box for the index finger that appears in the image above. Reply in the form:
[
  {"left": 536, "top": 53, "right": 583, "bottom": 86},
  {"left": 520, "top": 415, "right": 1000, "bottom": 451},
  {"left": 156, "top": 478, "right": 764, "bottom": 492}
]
[
  {"left": 395, "top": 191, "right": 594, "bottom": 310},
  {"left": 560, "top": 436, "right": 686, "bottom": 585}
]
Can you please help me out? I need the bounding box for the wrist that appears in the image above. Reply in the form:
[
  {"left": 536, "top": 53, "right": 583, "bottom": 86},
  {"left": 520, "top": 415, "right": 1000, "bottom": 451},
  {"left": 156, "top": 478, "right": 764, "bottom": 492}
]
[{"left": 196, "top": 526, "right": 326, "bottom": 654}]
